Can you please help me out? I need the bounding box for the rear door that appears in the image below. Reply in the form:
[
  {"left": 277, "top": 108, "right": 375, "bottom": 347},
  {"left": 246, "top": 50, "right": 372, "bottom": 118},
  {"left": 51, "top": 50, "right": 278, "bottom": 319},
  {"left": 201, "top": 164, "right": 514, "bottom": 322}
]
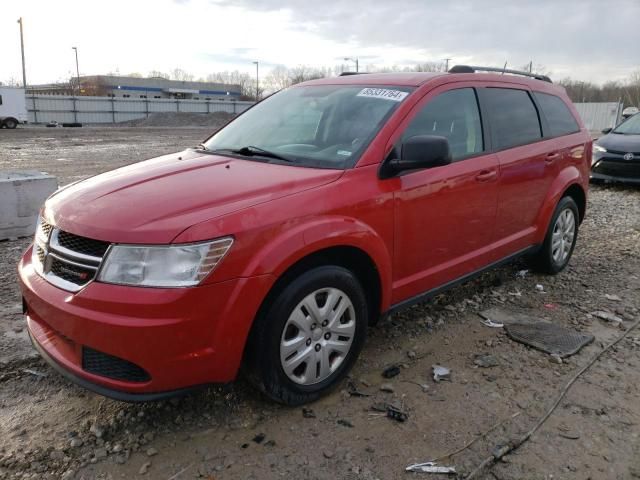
[
  {"left": 388, "top": 85, "right": 499, "bottom": 304},
  {"left": 479, "top": 87, "right": 557, "bottom": 258}
]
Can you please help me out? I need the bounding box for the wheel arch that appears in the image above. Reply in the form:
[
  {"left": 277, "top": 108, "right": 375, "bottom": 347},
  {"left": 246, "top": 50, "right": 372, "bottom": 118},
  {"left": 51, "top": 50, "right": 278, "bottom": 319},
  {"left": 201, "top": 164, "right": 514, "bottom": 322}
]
[{"left": 562, "top": 183, "right": 586, "bottom": 223}]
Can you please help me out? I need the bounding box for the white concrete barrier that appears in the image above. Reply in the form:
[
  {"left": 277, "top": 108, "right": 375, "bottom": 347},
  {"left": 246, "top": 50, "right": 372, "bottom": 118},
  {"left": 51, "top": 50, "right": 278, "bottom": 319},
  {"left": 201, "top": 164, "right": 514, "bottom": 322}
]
[{"left": 0, "top": 171, "right": 58, "bottom": 240}]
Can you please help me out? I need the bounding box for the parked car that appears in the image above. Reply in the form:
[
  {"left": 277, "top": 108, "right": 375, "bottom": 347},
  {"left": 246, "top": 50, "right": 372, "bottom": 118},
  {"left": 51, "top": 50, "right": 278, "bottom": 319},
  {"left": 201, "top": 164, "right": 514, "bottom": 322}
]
[
  {"left": 591, "top": 113, "right": 640, "bottom": 185},
  {"left": 19, "top": 66, "right": 591, "bottom": 405}
]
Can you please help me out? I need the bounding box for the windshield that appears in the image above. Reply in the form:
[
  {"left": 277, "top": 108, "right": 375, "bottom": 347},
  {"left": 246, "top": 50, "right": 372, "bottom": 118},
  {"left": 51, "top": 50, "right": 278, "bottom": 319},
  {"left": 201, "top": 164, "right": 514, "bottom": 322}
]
[
  {"left": 614, "top": 113, "right": 640, "bottom": 135},
  {"left": 203, "top": 85, "right": 414, "bottom": 168}
]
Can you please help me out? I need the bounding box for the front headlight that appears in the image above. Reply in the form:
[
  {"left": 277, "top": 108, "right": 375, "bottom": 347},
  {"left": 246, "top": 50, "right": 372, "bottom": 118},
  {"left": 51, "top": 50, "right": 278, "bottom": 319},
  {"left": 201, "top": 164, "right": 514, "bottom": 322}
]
[
  {"left": 98, "top": 237, "right": 233, "bottom": 287},
  {"left": 593, "top": 145, "right": 607, "bottom": 153}
]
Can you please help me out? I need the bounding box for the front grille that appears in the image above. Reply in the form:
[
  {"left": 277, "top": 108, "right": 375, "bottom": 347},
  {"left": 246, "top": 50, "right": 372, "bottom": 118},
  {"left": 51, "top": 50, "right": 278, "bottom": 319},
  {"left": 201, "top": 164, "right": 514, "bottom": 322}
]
[
  {"left": 58, "top": 231, "right": 110, "bottom": 258},
  {"left": 33, "top": 218, "right": 110, "bottom": 292},
  {"left": 40, "top": 221, "right": 53, "bottom": 239},
  {"left": 82, "top": 347, "right": 151, "bottom": 383},
  {"left": 50, "top": 257, "right": 95, "bottom": 285},
  {"left": 36, "top": 244, "right": 46, "bottom": 264}
]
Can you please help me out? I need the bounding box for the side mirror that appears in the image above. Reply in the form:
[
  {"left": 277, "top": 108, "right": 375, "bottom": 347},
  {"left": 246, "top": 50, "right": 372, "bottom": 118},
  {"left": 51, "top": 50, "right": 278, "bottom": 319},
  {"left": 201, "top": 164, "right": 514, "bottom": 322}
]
[
  {"left": 601, "top": 127, "right": 612, "bottom": 134},
  {"left": 381, "top": 135, "right": 452, "bottom": 178}
]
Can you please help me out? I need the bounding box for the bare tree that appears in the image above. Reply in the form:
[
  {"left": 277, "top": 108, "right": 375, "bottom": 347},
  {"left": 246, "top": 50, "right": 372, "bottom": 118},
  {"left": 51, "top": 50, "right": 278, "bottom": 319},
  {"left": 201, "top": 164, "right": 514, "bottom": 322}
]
[
  {"left": 148, "top": 70, "right": 170, "bottom": 79},
  {"left": 171, "top": 68, "right": 195, "bottom": 82}
]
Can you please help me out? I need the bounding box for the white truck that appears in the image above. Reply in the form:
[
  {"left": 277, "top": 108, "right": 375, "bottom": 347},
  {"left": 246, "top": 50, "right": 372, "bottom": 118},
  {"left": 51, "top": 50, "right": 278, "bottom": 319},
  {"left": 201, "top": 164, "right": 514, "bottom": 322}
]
[{"left": 0, "top": 86, "right": 27, "bottom": 129}]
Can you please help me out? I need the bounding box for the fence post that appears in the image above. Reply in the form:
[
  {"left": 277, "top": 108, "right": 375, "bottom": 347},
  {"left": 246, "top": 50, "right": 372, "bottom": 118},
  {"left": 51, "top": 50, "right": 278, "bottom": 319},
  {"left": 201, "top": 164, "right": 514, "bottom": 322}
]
[
  {"left": 176, "top": 99, "right": 180, "bottom": 113},
  {"left": 111, "top": 97, "right": 116, "bottom": 123},
  {"left": 206, "top": 101, "right": 210, "bottom": 114},
  {"left": 145, "top": 98, "right": 150, "bottom": 118},
  {"left": 32, "top": 95, "right": 38, "bottom": 124},
  {"left": 232, "top": 100, "right": 236, "bottom": 115}
]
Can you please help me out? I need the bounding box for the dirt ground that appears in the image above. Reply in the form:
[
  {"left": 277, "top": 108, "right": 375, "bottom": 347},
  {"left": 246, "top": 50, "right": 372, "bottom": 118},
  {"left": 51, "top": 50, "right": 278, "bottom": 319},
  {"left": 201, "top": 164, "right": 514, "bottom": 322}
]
[{"left": 0, "top": 127, "right": 639, "bottom": 480}]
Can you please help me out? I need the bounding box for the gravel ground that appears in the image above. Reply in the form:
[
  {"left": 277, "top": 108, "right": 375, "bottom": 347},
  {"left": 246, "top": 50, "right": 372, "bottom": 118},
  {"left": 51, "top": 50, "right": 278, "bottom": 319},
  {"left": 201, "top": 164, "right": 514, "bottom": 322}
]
[{"left": 0, "top": 127, "right": 639, "bottom": 480}]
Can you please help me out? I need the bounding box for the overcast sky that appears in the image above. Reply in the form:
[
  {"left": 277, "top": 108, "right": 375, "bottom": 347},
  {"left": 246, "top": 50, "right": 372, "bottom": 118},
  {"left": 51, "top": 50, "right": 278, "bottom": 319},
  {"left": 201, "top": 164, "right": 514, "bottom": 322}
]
[{"left": 1, "top": 0, "right": 638, "bottom": 86}]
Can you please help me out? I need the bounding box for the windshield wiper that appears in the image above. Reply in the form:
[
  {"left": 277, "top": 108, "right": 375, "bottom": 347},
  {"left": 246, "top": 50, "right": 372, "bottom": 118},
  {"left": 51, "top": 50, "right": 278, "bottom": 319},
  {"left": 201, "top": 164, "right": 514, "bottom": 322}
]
[
  {"left": 196, "top": 143, "right": 210, "bottom": 150},
  {"left": 230, "top": 146, "right": 295, "bottom": 162}
]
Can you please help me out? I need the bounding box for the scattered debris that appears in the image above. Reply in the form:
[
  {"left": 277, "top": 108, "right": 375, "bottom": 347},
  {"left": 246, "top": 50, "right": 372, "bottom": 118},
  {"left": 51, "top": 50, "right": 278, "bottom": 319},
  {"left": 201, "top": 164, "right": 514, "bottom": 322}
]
[
  {"left": 559, "top": 432, "right": 580, "bottom": 440},
  {"left": 146, "top": 447, "right": 158, "bottom": 457},
  {"left": 302, "top": 408, "right": 316, "bottom": 418},
  {"left": 605, "top": 294, "right": 622, "bottom": 302},
  {"left": 432, "top": 365, "right": 451, "bottom": 382},
  {"left": 504, "top": 322, "right": 594, "bottom": 358},
  {"left": 550, "top": 354, "right": 563, "bottom": 364},
  {"left": 252, "top": 433, "right": 266, "bottom": 444},
  {"left": 473, "top": 354, "right": 499, "bottom": 368},
  {"left": 535, "top": 284, "right": 545, "bottom": 292},
  {"left": 346, "top": 380, "right": 371, "bottom": 397},
  {"left": 479, "top": 317, "right": 504, "bottom": 328},
  {"left": 337, "top": 419, "right": 354, "bottom": 428},
  {"left": 405, "top": 462, "right": 457, "bottom": 474},
  {"left": 516, "top": 269, "right": 529, "bottom": 278},
  {"left": 385, "top": 405, "right": 409, "bottom": 423},
  {"left": 22, "top": 369, "right": 48, "bottom": 378},
  {"left": 544, "top": 303, "right": 557, "bottom": 310},
  {"left": 591, "top": 311, "right": 623, "bottom": 324},
  {"left": 139, "top": 461, "right": 151, "bottom": 475},
  {"left": 382, "top": 365, "right": 401, "bottom": 378},
  {"left": 379, "top": 383, "right": 395, "bottom": 393}
]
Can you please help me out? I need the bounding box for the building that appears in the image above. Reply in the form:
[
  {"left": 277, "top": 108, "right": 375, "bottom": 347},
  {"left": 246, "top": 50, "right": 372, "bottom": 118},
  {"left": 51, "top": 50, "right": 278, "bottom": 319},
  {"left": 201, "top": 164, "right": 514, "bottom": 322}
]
[{"left": 28, "top": 75, "right": 242, "bottom": 101}]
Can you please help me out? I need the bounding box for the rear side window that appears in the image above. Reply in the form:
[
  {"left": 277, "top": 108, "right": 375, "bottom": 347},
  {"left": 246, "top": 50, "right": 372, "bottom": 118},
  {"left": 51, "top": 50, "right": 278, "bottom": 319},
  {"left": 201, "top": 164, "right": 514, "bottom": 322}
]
[
  {"left": 484, "top": 88, "right": 542, "bottom": 150},
  {"left": 533, "top": 92, "right": 580, "bottom": 137},
  {"left": 402, "top": 88, "right": 483, "bottom": 161}
]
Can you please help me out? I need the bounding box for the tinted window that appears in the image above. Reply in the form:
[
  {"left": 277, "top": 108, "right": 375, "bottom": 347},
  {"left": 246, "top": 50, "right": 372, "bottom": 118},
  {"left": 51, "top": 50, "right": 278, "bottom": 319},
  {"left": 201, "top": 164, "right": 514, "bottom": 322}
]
[
  {"left": 484, "top": 88, "right": 542, "bottom": 150},
  {"left": 402, "top": 88, "right": 483, "bottom": 160},
  {"left": 534, "top": 92, "right": 580, "bottom": 136}
]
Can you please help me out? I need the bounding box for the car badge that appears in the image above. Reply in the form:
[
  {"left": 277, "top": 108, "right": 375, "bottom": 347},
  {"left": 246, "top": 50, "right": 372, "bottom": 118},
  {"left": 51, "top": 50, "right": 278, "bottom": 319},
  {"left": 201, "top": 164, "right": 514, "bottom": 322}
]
[{"left": 623, "top": 153, "right": 634, "bottom": 160}]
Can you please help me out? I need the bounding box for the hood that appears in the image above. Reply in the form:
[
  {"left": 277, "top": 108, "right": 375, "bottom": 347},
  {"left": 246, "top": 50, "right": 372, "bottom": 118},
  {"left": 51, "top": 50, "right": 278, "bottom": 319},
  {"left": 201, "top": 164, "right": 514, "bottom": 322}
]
[
  {"left": 45, "top": 149, "right": 343, "bottom": 244},
  {"left": 597, "top": 133, "right": 640, "bottom": 153}
]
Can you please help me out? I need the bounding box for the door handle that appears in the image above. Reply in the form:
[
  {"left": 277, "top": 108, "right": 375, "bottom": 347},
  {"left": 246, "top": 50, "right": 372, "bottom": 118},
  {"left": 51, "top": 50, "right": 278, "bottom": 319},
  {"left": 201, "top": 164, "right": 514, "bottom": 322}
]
[
  {"left": 475, "top": 170, "right": 497, "bottom": 182},
  {"left": 545, "top": 152, "right": 561, "bottom": 164}
]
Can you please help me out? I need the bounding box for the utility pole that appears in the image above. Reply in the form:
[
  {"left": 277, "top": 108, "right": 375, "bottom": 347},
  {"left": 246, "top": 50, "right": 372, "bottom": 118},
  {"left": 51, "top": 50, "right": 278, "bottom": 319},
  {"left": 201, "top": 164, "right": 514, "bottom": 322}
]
[
  {"left": 528, "top": 61, "right": 533, "bottom": 73},
  {"left": 444, "top": 58, "right": 451, "bottom": 72},
  {"left": 17, "top": 18, "right": 27, "bottom": 88},
  {"left": 72, "top": 47, "right": 80, "bottom": 95},
  {"left": 253, "top": 61, "right": 259, "bottom": 101},
  {"left": 344, "top": 57, "right": 359, "bottom": 73}
]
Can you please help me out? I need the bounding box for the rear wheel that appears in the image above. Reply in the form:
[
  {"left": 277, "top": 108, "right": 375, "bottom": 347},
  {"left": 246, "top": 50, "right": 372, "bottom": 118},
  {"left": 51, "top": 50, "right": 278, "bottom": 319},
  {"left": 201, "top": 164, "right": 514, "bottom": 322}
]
[
  {"left": 3, "top": 118, "right": 18, "bottom": 129},
  {"left": 530, "top": 196, "right": 579, "bottom": 274},
  {"left": 244, "top": 266, "right": 368, "bottom": 405}
]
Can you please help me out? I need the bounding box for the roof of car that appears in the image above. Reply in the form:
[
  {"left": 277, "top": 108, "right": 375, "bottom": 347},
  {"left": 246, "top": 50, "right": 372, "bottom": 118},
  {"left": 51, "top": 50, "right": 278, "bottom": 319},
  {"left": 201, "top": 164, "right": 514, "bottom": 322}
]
[
  {"left": 302, "top": 72, "right": 444, "bottom": 87},
  {"left": 298, "top": 71, "right": 567, "bottom": 97}
]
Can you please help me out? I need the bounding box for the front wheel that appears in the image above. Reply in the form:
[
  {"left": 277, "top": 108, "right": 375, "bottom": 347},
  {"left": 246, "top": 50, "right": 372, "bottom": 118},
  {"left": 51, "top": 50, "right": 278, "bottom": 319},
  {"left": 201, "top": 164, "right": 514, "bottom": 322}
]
[
  {"left": 530, "top": 196, "right": 579, "bottom": 274},
  {"left": 244, "top": 266, "right": 368, "bottom": 405}
]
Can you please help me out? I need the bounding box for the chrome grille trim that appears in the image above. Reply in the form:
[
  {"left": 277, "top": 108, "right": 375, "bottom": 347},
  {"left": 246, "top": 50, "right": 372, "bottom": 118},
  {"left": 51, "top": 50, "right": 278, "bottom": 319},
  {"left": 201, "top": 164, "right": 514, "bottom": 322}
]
[{"left": 33, "top": 219, "right": 110, "bottom": 293}]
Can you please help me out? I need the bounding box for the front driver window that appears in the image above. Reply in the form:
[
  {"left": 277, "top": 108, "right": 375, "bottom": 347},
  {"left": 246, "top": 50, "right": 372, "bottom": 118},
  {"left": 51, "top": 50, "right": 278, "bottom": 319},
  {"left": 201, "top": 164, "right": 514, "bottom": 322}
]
[{"left": 402, "top": 88, "right": 484, "bottom": 161}]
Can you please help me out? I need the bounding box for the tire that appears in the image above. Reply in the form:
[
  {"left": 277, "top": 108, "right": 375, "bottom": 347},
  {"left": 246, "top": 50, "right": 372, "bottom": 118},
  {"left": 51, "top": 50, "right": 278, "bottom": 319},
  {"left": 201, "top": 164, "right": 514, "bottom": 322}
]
[
  {"left": 530, "top": 196, "right": 579, "bottom": 274},
  {"left": 244, "top": 265, "right": 368, "bottom": 405},
  {"left": 3, "top": 118, "right": 18, "bottom": 129}
]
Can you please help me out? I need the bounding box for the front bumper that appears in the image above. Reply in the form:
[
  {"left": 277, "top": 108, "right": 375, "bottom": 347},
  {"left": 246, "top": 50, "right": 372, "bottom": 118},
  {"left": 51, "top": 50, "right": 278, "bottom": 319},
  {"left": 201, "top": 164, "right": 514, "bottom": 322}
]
[
  {"left": 591, "top": 156, "right": 640, "bottom": 185},
  {"left": 19, "top": 245, "right": 274, "bottom": 399}
]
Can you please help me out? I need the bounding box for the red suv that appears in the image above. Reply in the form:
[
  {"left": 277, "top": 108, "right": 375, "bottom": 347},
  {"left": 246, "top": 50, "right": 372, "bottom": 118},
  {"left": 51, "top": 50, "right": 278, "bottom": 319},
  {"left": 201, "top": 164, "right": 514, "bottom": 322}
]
[{"left": 19, "top": 66, "right": 591, "bottom": 405}]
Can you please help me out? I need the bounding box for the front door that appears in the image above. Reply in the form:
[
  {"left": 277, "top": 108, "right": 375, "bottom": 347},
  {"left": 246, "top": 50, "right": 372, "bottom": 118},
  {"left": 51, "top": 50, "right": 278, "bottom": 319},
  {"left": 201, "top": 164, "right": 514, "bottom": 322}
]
[{"left": 388, "top": 86, "right": 499, "bottom": 304}]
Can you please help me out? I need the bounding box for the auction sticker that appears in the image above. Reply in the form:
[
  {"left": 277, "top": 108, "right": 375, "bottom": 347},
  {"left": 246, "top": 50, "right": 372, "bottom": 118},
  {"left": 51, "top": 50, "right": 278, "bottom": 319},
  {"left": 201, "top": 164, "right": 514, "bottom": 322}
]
[{"left": 357, "top": 88, "right": 408, "bottom": 102}]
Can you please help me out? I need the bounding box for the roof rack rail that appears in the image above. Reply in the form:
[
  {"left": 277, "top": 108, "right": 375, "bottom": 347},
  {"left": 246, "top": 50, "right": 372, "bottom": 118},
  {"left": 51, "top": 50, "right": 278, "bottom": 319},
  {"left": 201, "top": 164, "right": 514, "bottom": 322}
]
[{"left": 448, "top": 65, "right": 552, "bottom": 83}]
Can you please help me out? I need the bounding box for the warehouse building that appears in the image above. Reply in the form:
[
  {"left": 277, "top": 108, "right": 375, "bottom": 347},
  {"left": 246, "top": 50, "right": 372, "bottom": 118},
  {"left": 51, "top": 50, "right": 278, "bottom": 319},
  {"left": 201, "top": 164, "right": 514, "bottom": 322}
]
[{"left": 29, "top": 75, "right": 242, "bottom": 100}]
